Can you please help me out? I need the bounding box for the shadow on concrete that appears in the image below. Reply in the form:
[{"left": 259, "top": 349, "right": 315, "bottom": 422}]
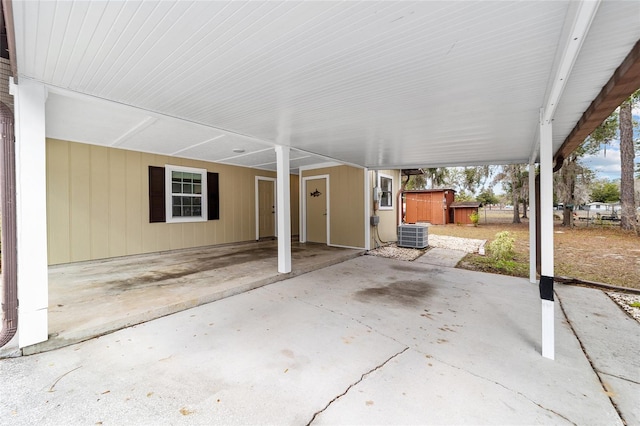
[{"left": 24, "top": 241, "right": 362, "bottom": 355}]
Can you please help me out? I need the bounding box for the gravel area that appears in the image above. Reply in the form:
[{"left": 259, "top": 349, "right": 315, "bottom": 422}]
[
  {"left": 367, "top": 244, "right": 425, "bottom": 261},
  {"left": 428, "top": 234, "right": 486, "bottom": 254},
  {"left": 608, "top": 292, "right": 640, "bottom": 323},
  {"left": 367, "top": 235, "right": 486, "bottom": 262}
]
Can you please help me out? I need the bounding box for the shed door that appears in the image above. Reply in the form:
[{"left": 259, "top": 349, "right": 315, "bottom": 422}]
[{"left": 306, "top": 178, "right": 327, "bottom": 244}]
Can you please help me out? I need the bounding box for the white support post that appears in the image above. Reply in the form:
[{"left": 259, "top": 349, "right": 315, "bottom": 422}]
[
  {"left": 275, "top": 145, "right": 291, "bottom": 273},
  {"left": 529, "top": 162, "right": 537, "bottom": 284},
  {"left": 539, "top": 112, "right": 555, "bottom": 360},
  {"left": 11, "top": 78, "right": 49, "bottom": 348}
]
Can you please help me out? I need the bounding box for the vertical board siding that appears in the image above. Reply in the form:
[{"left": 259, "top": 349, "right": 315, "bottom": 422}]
[
  {"left": 46, "top": 139, "right": 301, "bottom": 265},
  {"left": 46, "top": 140, "right": 71, "bottom": 264},
  {"left": 453, "top": 207, "right": 477, "bottom": 225},
  {"left": 125, "top": 150, "right": 143, "bottom": 255},
  {"left": 108, "top": 149, "right": 127, "bottom": 257},
  {"left": 69, "top": 143, "right": 92, "bottom": 262},
  {"left": 404, "top": 190, "right": 454, "bottom": 225},
  {"left": 89, "top": 145, "right": 110, "bottom": 260},
  {"left": 302, "top": 165, "right": 365, "bottom": 248}
]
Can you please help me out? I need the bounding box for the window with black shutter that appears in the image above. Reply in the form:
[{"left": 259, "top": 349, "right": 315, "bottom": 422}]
[{"left": 148, "top": 165, "right": 219, "bottom": 223}]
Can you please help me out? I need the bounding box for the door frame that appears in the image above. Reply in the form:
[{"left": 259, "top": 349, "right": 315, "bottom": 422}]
[
  {"left": 255, "top": 176, "right": 277, "bottom": 241},
  {"left": 301, "top": 175, "right": 330, "bottom": 244}
]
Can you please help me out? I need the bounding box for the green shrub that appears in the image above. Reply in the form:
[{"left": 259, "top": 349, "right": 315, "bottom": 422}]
[
  {"left": 469, "top": 211, "right": 479, "bottom": 226},
  {"left": 488, "top": 231, "right": 515, "bottom": 262}
]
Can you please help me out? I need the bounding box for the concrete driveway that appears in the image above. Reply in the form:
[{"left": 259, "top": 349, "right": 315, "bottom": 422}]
[{"left": 1, "top": 255, "right": 636, "bottom": 425}]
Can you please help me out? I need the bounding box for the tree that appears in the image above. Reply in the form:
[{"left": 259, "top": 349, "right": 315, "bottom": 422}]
[
  {"left": 477, "top": 188, "right": 499, "bottom": 207},
  {"left": 404, "top": 168, "right": 450, "bottom": 190},
  {"left": 493, "top": 164, "right": 527, "bottom": 223},
  {"left": 404, "top": 173, "right": 427, "bottom": 190},
  {"left": 554, "top": 117, "right": 613, "bottom": 226},
  {"left": 424, "top": 168, "right": 449, "bottom": 189},
  {"left": 619, "top": 89, "right": 639, "bottom": 231},
  {"left": 455, "top": 190, "right": 475, "bottom": 202},
  {"left": 590, "top": 180, "right": 620, "bottom": 203},
  {"left": 450, "top": 166, "right": 493, "bottom": 195}
]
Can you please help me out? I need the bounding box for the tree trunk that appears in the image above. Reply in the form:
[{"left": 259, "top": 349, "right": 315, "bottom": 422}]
[
  {"left": 563, "top": 207, "right": 573, "bottom": 227},
  {"left": 522, "top": 200, "right": 528, "bottom": 219},
  {"left": 619, "top": 100, "right": 636, "bottom": 231},
  {"left": 558, "top": 157, "right": 577, "bottom": 227},
  {"left": 512, "top": 193, "right": 521, "bottom": 224}
]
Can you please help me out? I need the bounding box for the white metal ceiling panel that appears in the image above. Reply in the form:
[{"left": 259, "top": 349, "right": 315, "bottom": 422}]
[
  {"left": 13, "top": 1, "right": 640, "bottom": 170},
  {"left": 171, "top": 135, "right": 270, "bottom": 163},
  {"left": 116, "top": 119, "right": 225, "bottom": 155},
  {"left": 45, "top": 92, "right": 147, "bottom": 146}
]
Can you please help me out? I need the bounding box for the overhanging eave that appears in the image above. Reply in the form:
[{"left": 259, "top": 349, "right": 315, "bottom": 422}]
[{"left": 554, "top": 39, "right": 640, "bottom": 165}]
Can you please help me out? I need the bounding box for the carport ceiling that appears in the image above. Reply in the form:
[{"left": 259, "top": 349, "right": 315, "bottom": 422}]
[{"left": 10, "top": 1, "right": 640, "bottom": 171}]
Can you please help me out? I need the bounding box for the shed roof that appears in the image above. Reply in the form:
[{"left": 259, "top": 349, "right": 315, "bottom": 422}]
[
  {"left": 451, "top": 202, "right": 483, "bottom": 209},
  {"left": 404, "top": 189, "right": 456, "bottom": 194}
]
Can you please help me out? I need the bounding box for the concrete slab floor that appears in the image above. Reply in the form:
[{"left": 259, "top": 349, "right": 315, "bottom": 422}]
[
  {"left": 24, "top": 241, "right": 362, "bottom": 355},
  {"left": 414, "top": 247, "right": 467, "bottom": 268},
  {"left": 1, "top": 256, "right": 634, "bottom": 425}
]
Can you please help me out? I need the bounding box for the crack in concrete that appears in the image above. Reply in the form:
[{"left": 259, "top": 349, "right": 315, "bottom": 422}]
[
  {"left": 306, "top": 347, "right": 409, "bottom": 425},
  {"left": 419, "top": 351, "right": 577, "bottom": 425},
  {"left": 275, "top": 288, "right": 592, "bottom": 425},
  {"left": 556, "top": 291, "right": 627, "bottom": 426}
]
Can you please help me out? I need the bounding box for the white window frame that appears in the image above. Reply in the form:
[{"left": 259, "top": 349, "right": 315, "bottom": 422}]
[
  {"left": 378, "top": 173, "right": 394, "bottom": 210},
  {"left": 165, "top": 164, "right": 208, "bottom": 223}
]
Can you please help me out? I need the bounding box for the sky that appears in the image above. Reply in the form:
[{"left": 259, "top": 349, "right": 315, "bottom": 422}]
[{"left": 580, "top": 107, "right": 640, "bottom": 182}]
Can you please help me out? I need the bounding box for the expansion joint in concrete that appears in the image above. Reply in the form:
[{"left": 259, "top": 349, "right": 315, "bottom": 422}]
[
  {"left": 305, "top": 347, "right": 409, "bottom": 425},
  {"left": 556, "top": 291, "right": 627, "bottom": 426}
]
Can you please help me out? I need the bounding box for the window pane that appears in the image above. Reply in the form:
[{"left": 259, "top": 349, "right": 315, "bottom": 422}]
[
  {"left": 170, "top": 196, "right": 202, "bottom": 217},
  {"left": 167, "top": 167, "right": 207, "bottom": 221},
  {"left": 381, "top": 192, "right": 391, "bottom": 207},
  {"left": 381, "top": 177, "right": 392, "bottom": 191}
]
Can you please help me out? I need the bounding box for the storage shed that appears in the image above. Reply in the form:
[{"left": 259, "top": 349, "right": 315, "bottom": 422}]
[
  {"left": 451, "top": 202, "right": 482, "bottom": 225},
  {"left": 403, "top": 189, "right": 455, "bottom": 225}
]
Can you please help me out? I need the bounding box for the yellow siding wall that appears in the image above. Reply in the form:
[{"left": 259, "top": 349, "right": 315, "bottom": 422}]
[
  {"left": 369, "top": 169, "right": 400, "bottom": 248},
  {"left": 301, "top": 166, "right": 365, "bottom": 248},
  {"left": 46, "top": 139, "right": 299, "bottom": 265}
]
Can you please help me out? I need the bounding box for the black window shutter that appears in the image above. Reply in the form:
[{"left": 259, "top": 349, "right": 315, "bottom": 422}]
[
  {"left": 148, "top": 166, "right": 166, "bottom": 223},
  {"left": 207, "top": 172, "right": 219, "bottom": 220}
]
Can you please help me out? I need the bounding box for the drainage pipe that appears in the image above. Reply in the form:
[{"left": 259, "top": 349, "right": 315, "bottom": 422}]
[{"left": 0, "top": 101, "right": 17, "bottom": 348}]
